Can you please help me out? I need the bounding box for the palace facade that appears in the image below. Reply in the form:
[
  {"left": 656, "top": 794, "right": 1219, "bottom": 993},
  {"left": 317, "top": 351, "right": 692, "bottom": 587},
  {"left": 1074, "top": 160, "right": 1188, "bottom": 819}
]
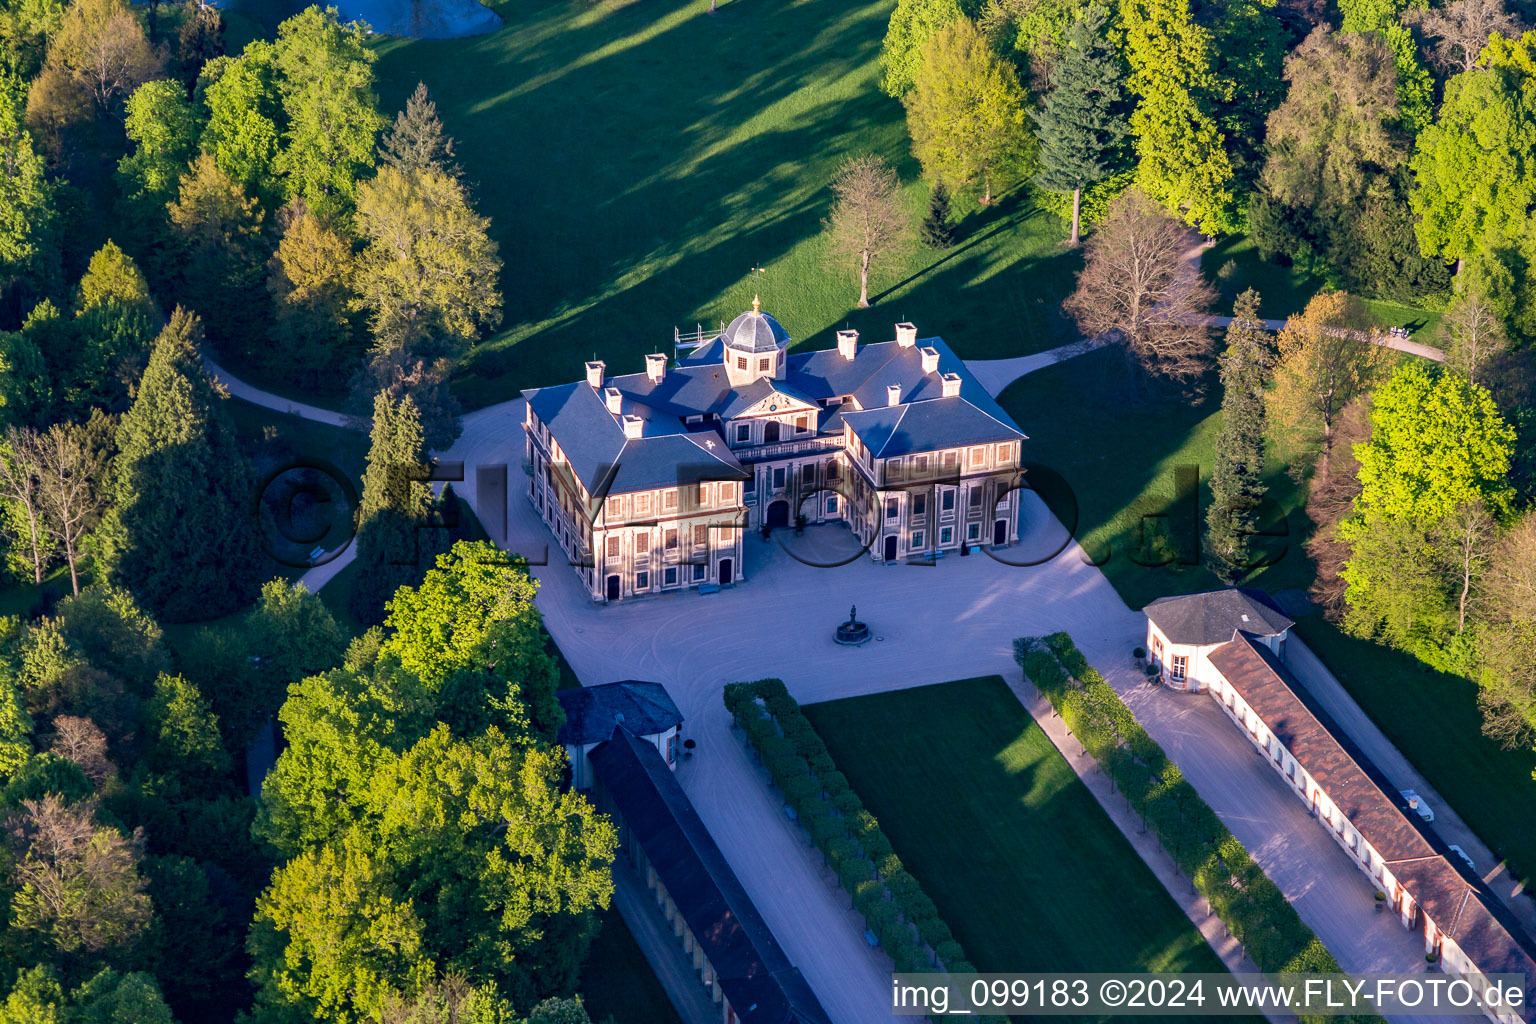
[{"left": 522, "top": 302, "right": 1029, "bottom": 602}]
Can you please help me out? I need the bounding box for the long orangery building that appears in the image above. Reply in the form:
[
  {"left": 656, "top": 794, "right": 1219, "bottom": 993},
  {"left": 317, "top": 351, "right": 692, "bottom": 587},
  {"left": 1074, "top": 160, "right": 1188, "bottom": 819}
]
[{"left": 522, "top": 301, "right": 1029, "bottom": 602}]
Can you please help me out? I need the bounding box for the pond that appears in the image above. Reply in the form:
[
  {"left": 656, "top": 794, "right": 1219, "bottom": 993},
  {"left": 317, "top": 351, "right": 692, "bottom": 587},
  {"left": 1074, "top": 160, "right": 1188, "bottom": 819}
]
[{"left": 212, "top": 0, "right": 501, "bottom": 39}]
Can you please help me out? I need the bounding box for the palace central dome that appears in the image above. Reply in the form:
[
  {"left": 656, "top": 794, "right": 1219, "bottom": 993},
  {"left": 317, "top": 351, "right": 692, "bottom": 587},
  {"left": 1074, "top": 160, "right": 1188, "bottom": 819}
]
[{"left": 722, "top": 299, "right": 790, "bottom": 354}]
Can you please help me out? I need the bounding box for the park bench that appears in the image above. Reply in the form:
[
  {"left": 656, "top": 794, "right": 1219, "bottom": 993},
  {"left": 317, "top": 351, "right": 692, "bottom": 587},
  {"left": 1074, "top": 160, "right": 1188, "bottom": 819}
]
[{"left": 697, "top": 582, "right": 720, "bottom": 595}]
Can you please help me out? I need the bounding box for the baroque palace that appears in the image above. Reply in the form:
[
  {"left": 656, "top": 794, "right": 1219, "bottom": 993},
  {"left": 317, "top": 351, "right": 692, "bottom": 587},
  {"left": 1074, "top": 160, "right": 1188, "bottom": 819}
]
[{"left": 523, "top": 301, "right": 1029, "bottom": 602}]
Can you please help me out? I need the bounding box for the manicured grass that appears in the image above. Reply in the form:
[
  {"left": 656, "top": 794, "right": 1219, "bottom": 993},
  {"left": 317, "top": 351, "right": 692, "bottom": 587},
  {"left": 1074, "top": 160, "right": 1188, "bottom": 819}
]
[
  {"left": 1293, "top": 617, "right": 1536, "bottom": 888},
  {"left": 802, "top": 676, "right": 1227, "bottom": 976},
  {"left": 1201, "top": 235, "right": 1443, "bottom": 341},
  {"left": 370, "top": 0, "right": 1082, "bottom": 410},
  {"left": 997, "top": 345, "right": 1313, "bottom": 610},
  {"left": 579, "top": 906, "right": 681, "bottom": 1024}
]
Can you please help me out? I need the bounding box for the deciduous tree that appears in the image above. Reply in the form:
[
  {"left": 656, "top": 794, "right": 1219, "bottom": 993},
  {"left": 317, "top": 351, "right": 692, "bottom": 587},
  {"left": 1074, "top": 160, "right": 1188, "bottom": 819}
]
[
  {"left": 880, "top": 0, "right": 964, "bottom": 96},
  {"left": 1267, "top": 290, "right": 1387, "bottom": 473},
  {"left": 1412, "top": 0, "right": 1523, "bottom": 72},
  {"left": 1062, "top": 188, "right": 1216, "bottom": 383},
  {"left": 904, "top": 17, "right": 1033, "bottom": 205},
  {"left": 44, "top": 0, "right": 163, "bottom": 117},
  {"left": 272, "top": 6, "right": 385, "bottom": 218},
  {"left": 117, "top": 78, "right": 201, "bottom": 226},
  {"left": 823, "top": 153, "right": 910, "bottom": 308},
  {"left": 198, "top": 42, "right": 283, "bottom": 207},
  {"left": 34, "top": 419, "right": 111, "bottom": 595},
  {"left": 0, "top": 71, "right": 56, "bottom": 289},
  {"left": 1440, "top": 280, "right": 1510, "bottom": 386},
  {"left": 267, "top": 205, "right": 360, "bottom": 386},
  {"left": 0, "top": 426, "right": 53, "bottom": 584},
  {"left": 355, "top": 164, "right": 502, "bottom": 353}
]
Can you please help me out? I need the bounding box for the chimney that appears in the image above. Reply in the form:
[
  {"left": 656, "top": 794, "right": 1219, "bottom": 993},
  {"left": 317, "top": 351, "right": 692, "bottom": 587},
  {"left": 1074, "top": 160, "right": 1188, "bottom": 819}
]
[
  {"left": 940, "top": 372, "right": 961, "bottom": 398},
  {"left": 645, "top": 352, "right": 667, "bottom": 383},
  {"left": 604, "top": 387, "right": 623, "bottom": 415},
  {"left": 895, "top": 322, "right": 917, "bottom": 348},
  {"left": 886, "top": 383, "right": 902, "bottom": 407},
  {"left": 621, "top": 414, "right": 644, "bottom": 439},
  {"left": 836, "top": 329, "right": 858, "bottom": 361},
  {"left": 585, "top": 360, "right": 605, "bottom": 389},
  {"left": 920, "top": 346, "right": 940, "bottom": 374}
]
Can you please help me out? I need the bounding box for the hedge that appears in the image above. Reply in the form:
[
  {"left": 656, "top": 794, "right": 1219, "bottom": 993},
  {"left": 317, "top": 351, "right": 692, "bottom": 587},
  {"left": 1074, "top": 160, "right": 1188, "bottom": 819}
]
[
  {"left": 1014, "top": 637, "right": 1379, "bottom": 1024},
  {"left": 725, "top": 678, "right": 985, "bottom": 983}
]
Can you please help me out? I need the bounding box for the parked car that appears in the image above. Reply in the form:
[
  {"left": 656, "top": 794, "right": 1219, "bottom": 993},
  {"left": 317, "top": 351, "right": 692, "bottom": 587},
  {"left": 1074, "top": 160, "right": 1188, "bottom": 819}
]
[
  {"left": 1449, "top": 844, "right": 1477, "bottom": 875},
  {"left": 1400, "top": 789, "right": 1435, "bottom": 822}
]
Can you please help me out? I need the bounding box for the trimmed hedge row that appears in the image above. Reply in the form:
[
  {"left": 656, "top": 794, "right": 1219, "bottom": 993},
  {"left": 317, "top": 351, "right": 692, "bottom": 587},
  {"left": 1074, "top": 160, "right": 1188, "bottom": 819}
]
[
  {"left": 1015, "top": 635, "right": 1377, "bottom": 1024},
  {"left": 723, "top": 679, "right": 985, "bottom": 984}
]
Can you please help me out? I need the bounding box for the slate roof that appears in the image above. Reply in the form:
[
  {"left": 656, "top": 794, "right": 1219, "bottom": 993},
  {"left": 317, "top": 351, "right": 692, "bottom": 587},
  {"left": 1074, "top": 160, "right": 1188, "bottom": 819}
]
[
  {"left": 556, "top": 681, "right": 682, "bottom": 747},
  {"left": 1143, "top": 588, "right": 1294, "bottom": 646},
  {"left": 1208, "top": 635, "right": 1536, "bottom": 1011},
  {"left": 526, "top": 318, "right": 1027, "bottom": 497},
  {"left": 589, "top": 727, "right": 832, "bottom": 1024},
  {"left": 723, "top": 309, "right": 790, "bottom": 354},
  {"left": 523, "top": 379, "right": 747, "bottom": 494}
]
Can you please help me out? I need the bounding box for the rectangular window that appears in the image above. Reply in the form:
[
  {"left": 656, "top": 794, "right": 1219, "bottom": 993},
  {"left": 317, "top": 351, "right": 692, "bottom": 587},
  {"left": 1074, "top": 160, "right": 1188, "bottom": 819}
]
[
  {"left": 666, "top": 733, "right": 677, "bottom": 764},
  {"left": 758, "top": 357, "right": 770, "bottom": 372},
  {"left": 692, "top": 563, "right": 706, "bottom": 581},
  {"left": 662, "top": 490, "right": 677, "bottom": 510},
  {"left": 827, "top": 495, "right": 838, "bottom": 513},
  {"left": 942, "top": 451, "right": 958, "bottom": 469},
  {"left": 967, "top": 522, "right": 980, "bottom": 541},
  {"left": 1171, "top": 655, "right": 1188, "bottom": 682},
  {"left": 969, "top": 486, "right": 983, "bottom": 508},
  {"left": 941, "top": 490, "right": 955, "bottom": 512},
  {"left": 636, "top": 571, "right": 649, "bottom": 590},
  {"left": 912, "top": 530, "right": 924, "bottom": 549},
  {"left": 940, "top": 526, "right": 953, "bottom": 545},
  {"left": 996, "top": 444, "right": 1013, "bottom": 467},
  {"left": 636, "top": 533, "right": 650, "bottom": 554},
  {"left": 826, "top": 460, "right": 839, "bottom": 481},
  {"left": 605, "top": 496, "right": 621, "bottom": 518},
  {"left": 605, "top": 535, "right": 621, "bottom": 557},
  {"left": 795, "top": 414, "right": 808, "bottom": 433},
  {"left": 720, "top": 482, "right": 735, "bottom": 501},
  {"left": 915, "top": 455, "right": 928, "bottom": 472},
  {"left": 802, "top": 464, "right": 815, "bottom": 484},
  {"left": 885, "top": 497, "right": 899, "bottom": 519},
  {"left": 735, "top": 423, "right": 750, "bottom": 443},
  {"left": 664, "top": 566, "right": 678, "bottom": 585},
  {"left": 693, "top": 524, "right": 707, "bottom": 546},
  {"left": 913, "top": 494, "right": 926, "bottom": 517},
  {"left": 665, "top": 529, "right": 677, "bottom": 551},
  {"left": 695, "top": 483, "right": 708, "bottom": 506},
  {"left": 970, "top": 447, "right": 986, "bottom": 467},
  {"left": 737, "top": 356, "right": 747, "bottom": 370},
  {"left": 773, "top": 467, "right": 786, "bottom": 488},
  {"left": 635, "top": 494, "right": 651, "bottom": 515}
]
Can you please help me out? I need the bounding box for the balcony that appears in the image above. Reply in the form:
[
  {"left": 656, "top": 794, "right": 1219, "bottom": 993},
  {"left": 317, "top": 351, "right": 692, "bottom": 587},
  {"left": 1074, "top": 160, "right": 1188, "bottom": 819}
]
[{"left": 732, "top": 434, "right": 844, "bottom": 463}]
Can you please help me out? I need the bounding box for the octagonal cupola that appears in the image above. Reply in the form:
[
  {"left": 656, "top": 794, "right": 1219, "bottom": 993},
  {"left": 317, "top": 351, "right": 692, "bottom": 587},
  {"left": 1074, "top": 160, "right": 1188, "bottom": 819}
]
[{"left": 722, "top": 295, "right": 789, "bottom": 385}]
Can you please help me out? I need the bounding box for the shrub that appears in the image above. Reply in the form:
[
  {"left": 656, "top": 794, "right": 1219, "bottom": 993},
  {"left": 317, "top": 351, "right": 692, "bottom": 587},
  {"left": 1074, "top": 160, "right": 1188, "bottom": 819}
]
[
  {"left": 837, "top": 855, "right": 875, "bottom": 890},
  {"left": 819, "top": 770, "right": 849, "bottom": 797},
  {"left": 826, "top": 836, "right": 861, "bottom": 867},
  {"left": 779, "top": 771, "right": 818, "bottom": 804},
  {"left": 934, "top": 939, "right": 966, "bottom": 969},
  {"left": 1044, "top": 632, "right": 1074, "bottom": 656},
  {"left": 866, "top": 898, "right": 901, "bottom": 935},
  {"left": 876, "top": 852, "right": 903, "bottom": 879},
  {"left": 849, "top": 809, "right": 880, "bottom": 839},
  {"left": 853, "top": 879, "right": 885, "bottom": 917},
  {"left": 807, "top": 750, "right": 836, "bottom": 777},
  {"left": 832, "top": 789, "right": 863, "bottom": 817},
  {"left": 861, "top": 829, "right": 894, "bottom": 864},
  {"left": 916, "top": 914, "right": 952, "bottom": 949},
  {"left": 805, "top": 806, "right": 844, "bottom": 848},
  {"left": 884, "top": 869, "right": 921, "bottom": 900}
]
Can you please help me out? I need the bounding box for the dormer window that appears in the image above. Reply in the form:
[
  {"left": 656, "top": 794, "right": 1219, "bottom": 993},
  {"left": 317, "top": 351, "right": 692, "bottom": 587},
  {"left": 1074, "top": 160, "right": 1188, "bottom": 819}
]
[
  {"left": 758, "top": 357, "right": 771, "bottom": 372},
  {"left": 737, "top": 356, "right": 748, "bottom": 370},
  {"left": 735, "top": 424, "right": 750, "bottom": 443}
]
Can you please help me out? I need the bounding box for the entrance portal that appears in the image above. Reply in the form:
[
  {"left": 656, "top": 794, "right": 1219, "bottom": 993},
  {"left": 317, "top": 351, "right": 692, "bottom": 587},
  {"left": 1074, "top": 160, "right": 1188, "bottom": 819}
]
[
  {"left": 605, "top": 575, "right": 620, "bottom": 601},
  {"left": 719, "top": 559, "right": 733, "bottom": 585},
  {"left": 883, "top": 534, "right": 898, "bottom": 561},
  {"left": 994, "top": 519, "right": 1007, "bottom": 545},
  {"left": 766, "top": 500, "right": 790, "bottom": 531}
]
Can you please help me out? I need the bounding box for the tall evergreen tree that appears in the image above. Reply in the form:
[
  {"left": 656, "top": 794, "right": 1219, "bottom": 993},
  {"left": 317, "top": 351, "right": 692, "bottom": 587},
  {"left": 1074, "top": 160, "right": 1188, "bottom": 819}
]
[
  {"left": 349, "top": 389, "right": 441, "bottom": 626},
  {"left": 1206, "top": 289, "right": 1273, "bottom": 582},
  {"left": 378, "top": 82, "right": 459, "bottom": 178},
  {"left": 1032, "top": 6, "right": 1129, "bottom": 244},
  {"left": 98, "top": 308, "right": 260, "bottom": 621},
  {"left": 918, "top": 180, "right": 955, "bottom": 248}
]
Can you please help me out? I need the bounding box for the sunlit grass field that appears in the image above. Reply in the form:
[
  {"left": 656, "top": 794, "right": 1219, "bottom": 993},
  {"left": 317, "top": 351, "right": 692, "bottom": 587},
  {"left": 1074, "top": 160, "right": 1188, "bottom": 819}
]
[
  {"left": 370, "top": 0, "right": 1083, "bottom": 408},
  {"left": 803, "top": 676, "right": 1228, "bottom": 979}
]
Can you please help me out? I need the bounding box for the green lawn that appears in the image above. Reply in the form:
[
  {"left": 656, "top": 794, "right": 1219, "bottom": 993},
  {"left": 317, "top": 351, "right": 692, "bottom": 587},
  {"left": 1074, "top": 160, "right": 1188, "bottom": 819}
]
[
  {"left": 1294, "top": 617, "right": 1536, "bottom": 888},
  {"left": 579, "top": 906, "right": 681, "bottom": 1024},
  {"left": 1201, "top": 235, "right": 1443, "bottom": 341},
  {"left": 802, "top": 677, "right": 1227, "bottom": 978},
  {"left": 997, "top": 345, "right": 1313, "bottom": 610},
  {"left": 369, "top": 0, "right": 1081, "bottom": 410}
]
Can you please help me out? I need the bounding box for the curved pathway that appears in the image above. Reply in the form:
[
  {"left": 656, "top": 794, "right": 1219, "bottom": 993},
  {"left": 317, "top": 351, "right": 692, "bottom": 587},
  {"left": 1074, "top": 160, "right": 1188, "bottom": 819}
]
[
  {"left": 204, "top": 352, "right": 357, "bottom": 428},
  {"left": 224, "top": 346, "right": 1472, "bottom": 1024}
]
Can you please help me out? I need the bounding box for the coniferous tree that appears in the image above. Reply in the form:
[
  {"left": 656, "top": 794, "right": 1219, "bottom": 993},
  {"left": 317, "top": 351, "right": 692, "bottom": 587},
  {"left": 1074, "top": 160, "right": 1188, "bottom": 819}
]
[
  {"left": 350, "top": 389, "right": 442, "bottom": 625},
  {"left": 918, "top": 180, "right": 955, "bottom": 248},
  {"left": 1032, "top": 5, "right": 1129, "bottom": 244},
  {"left": 98, "top": 308, "right": 260, "bottom": 621},
  {"left": 378, "top": 81, "right": 459, "bottom": 178},
  {"left": 1207, "top": 289, "right": 1273, "bottom": 582}
]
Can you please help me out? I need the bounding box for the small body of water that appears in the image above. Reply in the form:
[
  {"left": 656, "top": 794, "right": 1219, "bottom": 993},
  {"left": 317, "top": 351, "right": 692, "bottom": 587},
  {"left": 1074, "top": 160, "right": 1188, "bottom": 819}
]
[{"left": 214, "top": 0, "right": 501, "bottom": 39}]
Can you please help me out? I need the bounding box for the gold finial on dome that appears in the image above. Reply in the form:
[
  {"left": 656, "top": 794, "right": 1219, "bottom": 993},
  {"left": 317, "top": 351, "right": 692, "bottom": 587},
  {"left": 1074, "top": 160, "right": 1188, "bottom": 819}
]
[{"left": 752, "top": 293, "right": 762, "bottom": 314}]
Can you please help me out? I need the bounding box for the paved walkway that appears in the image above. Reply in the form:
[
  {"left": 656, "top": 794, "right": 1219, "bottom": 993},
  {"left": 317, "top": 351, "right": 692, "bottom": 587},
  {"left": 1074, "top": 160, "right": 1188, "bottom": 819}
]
[{"left": 204, "top": 353, "right": 357, "bottom": 427}]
